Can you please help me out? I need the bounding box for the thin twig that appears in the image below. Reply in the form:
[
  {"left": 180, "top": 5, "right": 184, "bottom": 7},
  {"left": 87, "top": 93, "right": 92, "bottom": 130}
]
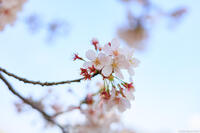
[
  {"left": 0, "top": 73, "right": 68, "bottom": 133},
  {"left": 52, "top": 106, "right": 81, "bottom": 118},
  {"left": 0, "top": 67, "right": 98, "bottom": 86},
  {"left": 52, "top": 110, "right": 71, "bottom": 118}
]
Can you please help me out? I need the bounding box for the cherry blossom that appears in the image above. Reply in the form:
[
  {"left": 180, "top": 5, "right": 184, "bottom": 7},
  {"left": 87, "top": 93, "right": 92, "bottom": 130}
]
[
  {"left": 0, "top": 0, "right": 27, "bottom": 31},
  {"left": 104, "top": 88, "right": 131, "bottom": 112},
  {"left": 78, "top": 38, "right": 139, "bottom": 80},
  {"left": 122, "top": 82, "right": 135, "bottom": 100},
  {"left": 103, "top": 38, "right": 124, "bottom": 56},
  {"left": 74, "top": 38, "right": 139, "bottom": 111},
  {"left": 70, "top": 38, "right": 139, "bottom": 132},
  {"left": 102, "top": 54, "right": 128, "bottom": 79},
  {"left": 84, "top": 49, "right": 112, "bottom": 70},
  {"left": 125, "top": 49, "right": 140, "bottom": 76},
  {"left": 70, "top": 101, "right": 121, "bottom": 133}
]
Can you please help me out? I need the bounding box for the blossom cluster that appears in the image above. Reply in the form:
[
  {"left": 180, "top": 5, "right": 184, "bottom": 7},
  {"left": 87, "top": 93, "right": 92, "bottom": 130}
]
[
  {"left": 82, "top": 38, "right": 139, "bottom": 79},
  {"left": 0, "top": 0, "right": 27, "bottom": 31},
  {"left": 69, "top": 81, "right": 136, "bottom": 133},
  {"left": 71, "top": 38, "right": 139, "bottom": 132},
  {"left": 74, "top": 38, "right": 139, "bottom": 111},
  {"left": 70, "top": 108, "right": 134, "bottom": 133}
]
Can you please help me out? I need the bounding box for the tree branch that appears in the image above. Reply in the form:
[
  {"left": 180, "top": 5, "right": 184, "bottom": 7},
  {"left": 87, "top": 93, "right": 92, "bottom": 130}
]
[
  {"left": 0, "top": 67, "right": 98, "bottom": 86},
  {"left": 52, "top": 106, "right": 81, "bottom": 118},
  {"left": 0, "top": 73, "right": 68, "bottom": 133}
]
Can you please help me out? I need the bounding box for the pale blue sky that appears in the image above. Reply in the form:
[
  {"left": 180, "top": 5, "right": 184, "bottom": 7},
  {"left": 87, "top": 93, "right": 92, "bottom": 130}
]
[{"left": 0, "top": 0, "right": 200, "bottom": 133}]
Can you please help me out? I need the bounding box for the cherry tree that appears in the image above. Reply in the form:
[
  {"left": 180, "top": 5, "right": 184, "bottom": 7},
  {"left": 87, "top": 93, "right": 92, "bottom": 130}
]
[{"left": 0, "top": 0, "right": 186, "bottom": 133}]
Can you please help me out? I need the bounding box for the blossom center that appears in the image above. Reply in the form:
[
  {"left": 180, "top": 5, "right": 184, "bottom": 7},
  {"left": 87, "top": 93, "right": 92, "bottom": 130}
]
[
  {"left": 112, "top": 61, "right": 118, "bottom": 68},
  {"left": 113, "top": 50, "right": 119, "bottom": 56},
  {"left": 114, "top": 97, "right": 120, "bottom": 104},
  {"left": 94, "top": 58, "right": 101, "bottom": 66},
  {"left": 129, "top": 59, "right": 135, "bottom": 65}
]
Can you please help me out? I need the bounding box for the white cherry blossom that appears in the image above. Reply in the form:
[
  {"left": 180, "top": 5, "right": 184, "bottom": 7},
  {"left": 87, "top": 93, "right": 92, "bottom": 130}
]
[
  {"left": 102, "top": 88, "right": 131, "bottom": 112},
  {"left": 82, "top": 38, "right": 139, "bottom": 79},
  {"left": 103, "top": 38, "right": 124, "bottom": 56},
  {"left": 102, "top": 55, "right": 128, "bottom": 79},
  {"left": 125, "top": 49, "right": 140, "bottom": 76},
  {"left": 83, "top": 49, "right": 112, "bottom": 70},
  {"left": 124, "top": 88, "right": 135, "bottom": 100}
]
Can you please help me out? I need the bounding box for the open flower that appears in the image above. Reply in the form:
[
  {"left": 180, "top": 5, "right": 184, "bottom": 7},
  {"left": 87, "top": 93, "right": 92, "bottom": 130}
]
[
  {"left": 111, "top": 88, "right": 131, "bottom": 112},
  {"left": 125, "top": 49, "right": 140, "bottom": 76},
  {"left": 103, "top": 38, "right": 124, "bottom": 56},
  {"left": 102, "top": 55, "right": 128, "bottom": 79},
  {"left": 102, "top": 88, "right": 131, "bottom": 112},
  {"left": 83, "top": 50, "right": 111, "bottom": 70},
  {"left": 123, "top": 82, "right": 135, "bottom": 100},
  {"left": 82, "top": 39, "right": 139, "bottom": 80}
]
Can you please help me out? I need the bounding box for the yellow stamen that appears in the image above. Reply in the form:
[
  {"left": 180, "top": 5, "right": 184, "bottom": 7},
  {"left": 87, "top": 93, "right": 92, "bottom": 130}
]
[
  {"left": 94, "top": 58, "right": 100, "bottom": 65},
  {"left": 113, "top": 50, "right": 119, "bottom": 56},
  {"left": 112, "top": 62, "right": 118, "bottom": 68}
]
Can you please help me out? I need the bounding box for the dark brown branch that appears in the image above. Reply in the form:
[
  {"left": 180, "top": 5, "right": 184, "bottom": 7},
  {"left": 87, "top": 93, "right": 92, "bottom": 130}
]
[
  {"left": 0, "top": 73, "right": 68, "bottom": 133},
  {"left": 0, "top": 67, "right": 98, "bottom": 86}
]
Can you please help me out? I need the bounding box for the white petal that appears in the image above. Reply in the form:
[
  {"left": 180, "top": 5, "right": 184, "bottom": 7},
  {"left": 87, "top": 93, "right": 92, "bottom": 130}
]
[
  {"left": 122, "top": 98, "right": 131, "bottom": 109},
  {"left": 98, "top": 52, "right": 106, "bottom": 58},
  {"left": 85, "top": 49, "right": 96, "bottom": 61},
  {"left": 118, "top": 98, "right": 130, "bottom": 112},
  {"left": 110, "top": 88, "right": 116, "bottom": 99},
  {"left": 132, "top": 58, "right": 140, "bottom": 67},
  {"left": 100, "top": 55, "right": 112, "bottom": 66},
  {"left": 125, "top": 89, "right": 135, "bottom": 100},
  {"left": 111, "top": 38, "right": 120, "bottom": 49},
  {"left": 95, "top": 64, "right": 104, "bottom": 70},
  {"left": 128, "top": 94, "right": 135, "bottom": 100},
  {"left": 102, "top": 65, "right": 112, "bottom": 77},
  {"left": 114, "top": 68, "right": 124, "bottom": 79},
  {"left": 118, "top": 47, "right": 126, "bottom": 55},
  {"left": 125, "top": 48, "right": 134, "bottom": 57},
  {"left": 118, "top": 105, "right": 126, "bottom": 112},
  {"left": 116, "top": 55, "right": 128, "bottom": 68},
  {"left": 103, "top": 44, "right": 112, "bottom": 55}
]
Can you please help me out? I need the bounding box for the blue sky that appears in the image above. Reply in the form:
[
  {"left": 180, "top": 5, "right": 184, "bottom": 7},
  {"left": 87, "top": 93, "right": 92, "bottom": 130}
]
[{"left": 0, "top": 0, "right": 200, "bottom": 133}]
